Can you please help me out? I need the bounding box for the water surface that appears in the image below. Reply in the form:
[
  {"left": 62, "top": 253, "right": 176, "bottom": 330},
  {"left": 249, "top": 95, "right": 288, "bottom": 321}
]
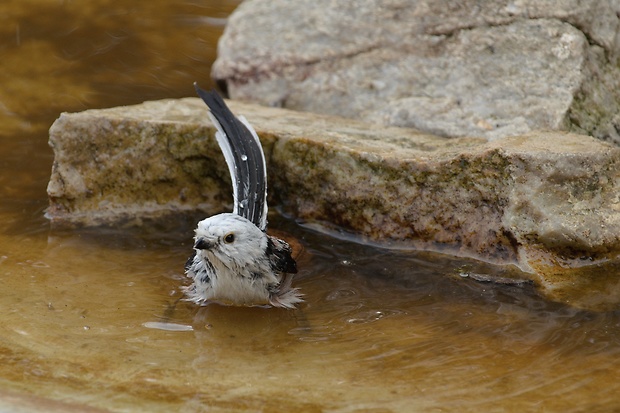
[{"left": 1, "top": 1, "right": 620, "bottom": 412}]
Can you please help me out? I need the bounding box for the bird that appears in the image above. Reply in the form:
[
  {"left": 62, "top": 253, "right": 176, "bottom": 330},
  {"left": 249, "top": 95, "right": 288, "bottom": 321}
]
[{"left": 183, "top": 84, "right": 303, "bottom": 309}]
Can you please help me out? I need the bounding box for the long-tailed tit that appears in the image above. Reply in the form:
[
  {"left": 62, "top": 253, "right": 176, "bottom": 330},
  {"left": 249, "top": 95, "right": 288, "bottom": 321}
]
[{"left": 183, "top": 84, "right": 302, "bottom": 309}]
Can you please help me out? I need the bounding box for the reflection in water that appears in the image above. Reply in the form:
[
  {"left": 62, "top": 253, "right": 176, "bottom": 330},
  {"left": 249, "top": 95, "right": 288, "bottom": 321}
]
[{"left": 1, "top": 0, "right": 620, "bottom": 412}]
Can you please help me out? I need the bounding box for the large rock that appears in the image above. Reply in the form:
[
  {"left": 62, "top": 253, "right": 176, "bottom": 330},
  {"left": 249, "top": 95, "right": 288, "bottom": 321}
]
[
  {"left": 212, "top": 0, "right": 620, "bottom": 143},
  {"left": 47, "top": 99, "right": 620, "bottom": 283},
  {"left": 47, "top": 99, "right": 232, "bottom": 225}
]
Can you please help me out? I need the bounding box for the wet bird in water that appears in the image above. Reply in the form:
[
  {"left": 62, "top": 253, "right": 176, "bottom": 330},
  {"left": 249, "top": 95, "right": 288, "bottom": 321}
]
[{"left": 183, "top": 84, "right": 302, "bottom": 308}]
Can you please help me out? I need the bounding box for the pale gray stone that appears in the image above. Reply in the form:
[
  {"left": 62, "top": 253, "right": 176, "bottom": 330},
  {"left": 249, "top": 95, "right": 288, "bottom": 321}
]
[{"left": 212, "top": 0, "right": 620, "bottom": 143}]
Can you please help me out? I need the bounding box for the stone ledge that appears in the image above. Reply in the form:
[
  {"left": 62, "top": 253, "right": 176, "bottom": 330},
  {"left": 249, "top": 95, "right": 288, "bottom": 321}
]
[{"left": 48, "top": 98, "right": 620, "bottom": 280}]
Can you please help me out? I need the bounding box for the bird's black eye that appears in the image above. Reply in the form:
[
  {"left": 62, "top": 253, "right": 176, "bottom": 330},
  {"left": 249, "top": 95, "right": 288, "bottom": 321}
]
[{"left": 224, "top": 233, "right": 235, "bottom": 243}]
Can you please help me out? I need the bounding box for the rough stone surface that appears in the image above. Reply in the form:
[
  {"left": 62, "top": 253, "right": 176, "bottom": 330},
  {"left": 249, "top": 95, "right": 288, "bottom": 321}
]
[
  {"left": 47, "top": 99, "right": 232, "bottom": 225},
  {"left": 212, "top": 0, "right": 620, "bottom": 143},
  {"left": 48, "top": 98, "right": 620, "bottom": 281}
]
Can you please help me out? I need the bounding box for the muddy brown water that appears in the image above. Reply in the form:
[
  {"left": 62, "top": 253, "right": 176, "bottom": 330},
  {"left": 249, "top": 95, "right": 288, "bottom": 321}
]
[{"left": 1, "top": 1, "right": 620, "bottom": 412}]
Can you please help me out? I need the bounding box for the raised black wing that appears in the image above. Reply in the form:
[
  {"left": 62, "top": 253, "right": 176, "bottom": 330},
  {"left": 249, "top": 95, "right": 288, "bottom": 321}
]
[{"left": 194, "top": 83, "right": 268, "bottom": 231}]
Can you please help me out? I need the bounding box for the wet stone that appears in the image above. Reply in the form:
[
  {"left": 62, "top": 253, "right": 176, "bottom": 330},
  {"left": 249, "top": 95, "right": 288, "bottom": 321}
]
[{"left": 47, "top": 98, "right": 620, "bottom": 297}]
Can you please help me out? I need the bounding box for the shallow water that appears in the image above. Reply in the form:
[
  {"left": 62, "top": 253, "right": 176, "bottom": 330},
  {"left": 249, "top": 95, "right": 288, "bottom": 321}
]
[{"left": 2, "top": 1, "right": 620, "bottom": 412}]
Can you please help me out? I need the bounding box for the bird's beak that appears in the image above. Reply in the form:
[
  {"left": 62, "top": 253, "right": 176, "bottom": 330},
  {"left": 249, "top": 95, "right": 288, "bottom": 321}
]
[{"left": 194, "top": 237, "right": 214, "bottom": 250}]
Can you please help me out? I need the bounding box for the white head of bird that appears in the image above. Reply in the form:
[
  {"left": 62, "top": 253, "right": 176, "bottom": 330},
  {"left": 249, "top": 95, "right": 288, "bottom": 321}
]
[{"left": 193, "top": 213, "right": 270, "bottom": 277}]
